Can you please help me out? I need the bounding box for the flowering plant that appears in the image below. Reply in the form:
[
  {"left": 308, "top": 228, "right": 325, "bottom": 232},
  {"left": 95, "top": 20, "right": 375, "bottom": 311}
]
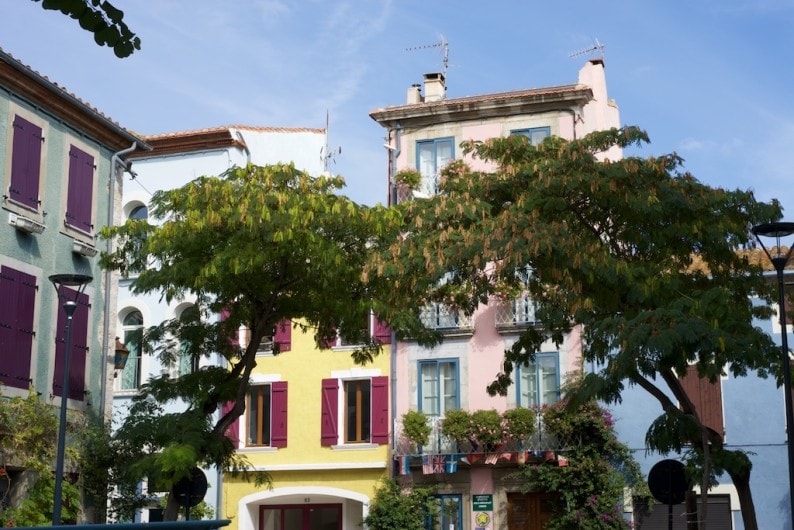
[
  {"left": 503, "top": 407, "right": 536, "bottom": 440},
  {"left": 469, "top": 409, "right": 504, "bottom": 448},
  {"left": 401, "top": 409, "right": 432, "bottom": 447},
  {"left": 394, "top": 168, "right": 422, "bottom": 190},
  {"left": 440, "top": 409, "right": 471, "bottom": 443}
]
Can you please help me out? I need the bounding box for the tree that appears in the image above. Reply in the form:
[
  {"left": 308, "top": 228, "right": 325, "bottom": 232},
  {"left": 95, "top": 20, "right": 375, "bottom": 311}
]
[
  {"left": 100, "top": 163, "right": 401, "bottom": 520},
  {"left": 31, "top": 0, "right": 140, "bottom": 58},
  {"left": 367, "top": 127, "right": 782, "bottom": 528},
  {"left": 363, "top": 478, "right": 438, "bottom": 530}
]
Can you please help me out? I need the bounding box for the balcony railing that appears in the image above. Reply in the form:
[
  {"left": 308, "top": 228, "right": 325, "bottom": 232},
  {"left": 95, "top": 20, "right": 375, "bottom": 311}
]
[
  {"left": 494, "top": 294, "right": 537, "bottom": 328},
  {"left": 393, "top": 413, "right": 579, "bottom": 458},
  {"left": 419, "top": 303, "right": 473, "bottom": 331}
]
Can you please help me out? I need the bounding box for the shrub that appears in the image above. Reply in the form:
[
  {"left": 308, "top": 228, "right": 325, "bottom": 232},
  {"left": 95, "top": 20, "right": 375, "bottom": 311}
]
[
  {"left": 401, "top": 410, "right": 431, "bottom": 447},
  {"left": 503, "top": 407, "right": 536, "bottom": 440},
  {"left": 363, "top": 478, "right": 437, "bottom": 530},
  {"left": 469, "top": 409, "right": 504, "bottom": 448},
  {"left": 440, "top": 409, "right": 471, "bottom": 443},
  {"left": 394, "top": 168, "right": 422, "bottom": 190}
]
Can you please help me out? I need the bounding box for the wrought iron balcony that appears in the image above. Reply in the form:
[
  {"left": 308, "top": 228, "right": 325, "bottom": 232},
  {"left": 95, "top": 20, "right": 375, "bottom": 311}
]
[
  {"left": 419, "top": 303, "right": 473, "bottom": 332},
  {"left": 494, "top": 294, "right": 537, "bottom": 328}
]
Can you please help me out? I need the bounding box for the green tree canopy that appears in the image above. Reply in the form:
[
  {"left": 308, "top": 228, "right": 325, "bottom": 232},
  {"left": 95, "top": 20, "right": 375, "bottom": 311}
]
[
  {"left": 101, "top": 163, "right": 400, "bottom": 518},
  {"left": 32, "top": 0, "right": 140, "bottom": 57},
  {"left": 367, "top": 127, "right": 782, "bottom": 529}
]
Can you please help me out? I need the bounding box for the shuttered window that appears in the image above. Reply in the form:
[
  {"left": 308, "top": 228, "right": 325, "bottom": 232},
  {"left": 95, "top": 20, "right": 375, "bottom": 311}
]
[
  {"left": 246, "top": 381, "right": 288, "bottom": 448},
  {"left": 65, "top": 145, "right": 95, "bottom": 234},
  {"left": 0, "top": 266, "right": 37, "bottom": 389},
  {"left": 679, "top": 365, "right": 725, "bottom": 441},
  {"left": 9, "top": 115, "right": 43, "bottom": 210},
  {"left": 53, "top": 287, "right": 90, "bottom": 401},
  {"left": 321, "top": 376, "right": 388, "bottom": 445}
]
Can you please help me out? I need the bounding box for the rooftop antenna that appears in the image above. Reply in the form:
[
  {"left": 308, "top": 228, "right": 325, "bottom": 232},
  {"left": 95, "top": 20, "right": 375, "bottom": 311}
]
[
  {"left": 406, "top": 34, "right": 449, "bottom": 77},
  {"left": 321, "top": 110, "right": 341, "bottom": 173},
  {"left": 568, "top": 38, "right": 605, "bottom": 60}
]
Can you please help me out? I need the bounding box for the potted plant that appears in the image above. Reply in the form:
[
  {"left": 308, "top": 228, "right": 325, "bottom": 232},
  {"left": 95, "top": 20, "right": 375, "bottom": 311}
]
[
  {"left": 503, "top": 407, "right": 536, "bottom": 442},
  {"left": 401, "top": 409, "right": 432, "bottom": 447},
  {"left": 394, "top": 168, "right": 422, "bottom": 190},
  {"left": 441, "top": 409, "right": 471, "bottom": 446},
  {"left": 469, "top": 409, "right": 504, "bottom": 450}
]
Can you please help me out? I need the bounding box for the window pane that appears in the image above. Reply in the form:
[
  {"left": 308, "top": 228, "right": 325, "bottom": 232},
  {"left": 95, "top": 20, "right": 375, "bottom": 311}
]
[
  {"left": 436, "top": 140, "right": 453, "bottom": 169},
  {"left": 440, "top": 361, "right": 457, "bottom": 414},
  {"left": 539, "top": 356, "right": 559, "bottom": 405},
  {"left": 248, "top": 386, "right": 271, "bottom": 445},
  {"left": 421, "top": 363, "right": 440, "bottom": 415},
  {"left": 121, "top": 311, "right": 143, "bottom": 390},
  {"left": 129, "top": 205, "right": 148, "bottom": 220},
  {"left": 345, "top": 380, "right": 371, "bottom": 442},
  {"left": 519, "top": 362, "right": 538, "bottom": 407}
]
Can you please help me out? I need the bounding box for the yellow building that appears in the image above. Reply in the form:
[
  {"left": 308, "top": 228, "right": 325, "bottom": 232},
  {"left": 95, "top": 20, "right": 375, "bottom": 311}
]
[{"left": 222, "top": 316, "right": 391, "bottom": 530}]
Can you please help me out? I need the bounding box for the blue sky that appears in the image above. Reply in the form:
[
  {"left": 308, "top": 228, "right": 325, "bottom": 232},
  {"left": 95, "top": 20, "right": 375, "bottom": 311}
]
[{"left": 3, "top": 1, "right": 794, "bottom": 214}]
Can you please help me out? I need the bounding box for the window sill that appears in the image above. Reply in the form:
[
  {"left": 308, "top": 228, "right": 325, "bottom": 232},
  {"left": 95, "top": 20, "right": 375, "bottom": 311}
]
[
  {"left": 241, "top": 446, "right": 279, "bottom": 454},
  {"left": 330, "top": 443, "right": 378, "bottom": 451}
]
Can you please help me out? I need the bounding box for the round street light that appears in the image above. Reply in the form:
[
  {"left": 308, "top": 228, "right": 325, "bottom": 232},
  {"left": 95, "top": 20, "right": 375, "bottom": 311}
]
[{"left": 49, "top": 273, "right": 92, "bottom": 526}]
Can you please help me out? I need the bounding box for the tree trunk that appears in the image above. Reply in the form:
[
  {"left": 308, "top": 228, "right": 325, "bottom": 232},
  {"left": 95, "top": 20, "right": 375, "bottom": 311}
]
[
  {"left": 164, "top": 493, "right": 182, "bottom": 521},
  {"left": 726, "top": 464, "right": 758, "bottom": 530}
]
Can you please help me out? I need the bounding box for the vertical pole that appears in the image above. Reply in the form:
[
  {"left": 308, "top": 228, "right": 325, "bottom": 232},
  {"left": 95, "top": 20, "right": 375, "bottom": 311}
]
[
  {"left": 775, "top": 267, "right": 794, "bottom": 530},
  {"left": 53, "top": 300, "right": 77, "bottom": 525}
]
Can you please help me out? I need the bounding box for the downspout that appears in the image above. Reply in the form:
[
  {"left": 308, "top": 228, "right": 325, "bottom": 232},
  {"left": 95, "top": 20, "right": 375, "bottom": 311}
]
[
  {"left": 100, "top": 142, "right": 140, "bottom": 422},
  {"left": 563, "top": 108, "right": 581, "bottom": 140},
  {"left": 388, "top": 124, "right": 401, "bottom": 476}
]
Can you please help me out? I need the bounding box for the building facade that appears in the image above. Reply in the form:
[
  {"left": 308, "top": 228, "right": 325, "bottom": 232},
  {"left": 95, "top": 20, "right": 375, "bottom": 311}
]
[
  {"left": 113, "top": 125, "right": 327, "bottom": 521},
  {"left": 0, "top": 48, "right": 147, "bottom": 517},
  {"left": 370, "top": 59, "right": 621, "bottom": 530}
]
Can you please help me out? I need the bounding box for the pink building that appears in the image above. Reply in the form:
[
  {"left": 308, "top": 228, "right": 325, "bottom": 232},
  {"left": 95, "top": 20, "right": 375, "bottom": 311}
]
[{"left": 370, "top": 59, "right": 621, "bottom": 530}]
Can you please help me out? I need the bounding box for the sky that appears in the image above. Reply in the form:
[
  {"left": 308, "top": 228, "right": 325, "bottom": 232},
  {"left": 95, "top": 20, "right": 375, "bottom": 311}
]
[{"left": 3, "top": 0, "right": 794, "bottom": 215}]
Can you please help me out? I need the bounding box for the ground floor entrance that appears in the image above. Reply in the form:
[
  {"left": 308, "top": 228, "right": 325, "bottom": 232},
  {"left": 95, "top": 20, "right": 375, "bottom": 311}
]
[
  {"left": 259, "top": 503, "right": 342, "bottom": 530},
  {"left": 507, "top": 492, "right": 558, "bottom": 530}
]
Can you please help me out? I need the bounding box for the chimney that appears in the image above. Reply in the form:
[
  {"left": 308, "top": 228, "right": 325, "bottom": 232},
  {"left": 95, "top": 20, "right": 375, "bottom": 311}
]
[
  {"left": 407, "top": 83, "right": 422, "bottom": 104},
  {"left": 423, "top": 72, "right": 446, "bottom": 102}
]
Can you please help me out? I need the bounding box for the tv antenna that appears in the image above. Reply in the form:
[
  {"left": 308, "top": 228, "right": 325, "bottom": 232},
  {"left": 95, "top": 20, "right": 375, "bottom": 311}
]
[
  {"left": 321, "top": 110, "right": 341, "bottom": 173},
  {"left": 569, "top": 38, "right": 605, "bottom": 60},
  {"left": 406, "top": 34, "right": 449, "bottom": 77}
]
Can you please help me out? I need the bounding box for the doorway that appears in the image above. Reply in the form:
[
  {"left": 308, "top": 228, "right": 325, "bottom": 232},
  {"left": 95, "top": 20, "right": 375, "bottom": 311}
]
[
  {"left": 260, "top": 503, "right": 342, "bottom": 530},
  {"left": 507, "top": 492, "right": 558, "bottom": 530}
]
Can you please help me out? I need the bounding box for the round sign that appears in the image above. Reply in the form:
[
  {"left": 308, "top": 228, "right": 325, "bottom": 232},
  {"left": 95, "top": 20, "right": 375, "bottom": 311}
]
[
  {"left": 172, "top": 467, "right": 208, "bottom": 508},
  {"left": 648, "top": 459, "right": 688, "bottom": 505}
]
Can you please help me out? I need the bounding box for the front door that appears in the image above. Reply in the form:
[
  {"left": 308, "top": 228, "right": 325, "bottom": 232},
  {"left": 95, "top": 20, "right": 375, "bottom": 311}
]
[
  {"left": 260, "top": 503, "right": 342, "bottom": 530},
  {"left": 507, "top": 493, "right": 557, "bottom": 530}
]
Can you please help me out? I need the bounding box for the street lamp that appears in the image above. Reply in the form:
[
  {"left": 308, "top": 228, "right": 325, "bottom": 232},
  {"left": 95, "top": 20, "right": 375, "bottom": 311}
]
[
  {"left": 751, "top": 221, "right": 794, "bottom": 529},
  {"left": 49, "top": 273, "right": 92, "bottom": 526}
]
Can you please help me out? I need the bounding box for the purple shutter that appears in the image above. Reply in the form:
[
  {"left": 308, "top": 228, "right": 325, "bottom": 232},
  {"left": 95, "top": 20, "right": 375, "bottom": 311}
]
[
  {"left": 66, "top": 145, "right": 95, "bottom": 233},
  {"left": 320, "top": 329, "right": 337, "bottom": 349},
  {"left": 53, "top": 287, "right": 89, "bottom": 401},
  {"left": 371, "top": 376, "right": 389, "bottom": 444},
  {"left": 273, "top": 319, "right": 291, "bottom": 353},
  {"left": 10, "top": 115, "right": 43, "bottom": 209},
  {"left": 321, "top": 378, "right": 338, "bottom": 446},
  {"left": 0, "top": 266, "right": 36, "bottom": 389},
  {"left": 221, "top": 400, "right": 240, "bottom": 447},
  {"left": 271, "top": 381, "right": 288, "bottom": 448},
  {"left": 373, "top": 318, "right": 391, "bottom": 345}
]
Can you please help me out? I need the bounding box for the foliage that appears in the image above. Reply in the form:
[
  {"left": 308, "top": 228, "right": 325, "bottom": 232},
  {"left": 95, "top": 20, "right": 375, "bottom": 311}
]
[
  {"left": 440, "top": 409, "right": 471, "bottom": 443},
  {"left": 32, "top": 0, "right": 140, "bottom": 57},
  {"left": 363, "top": 478, "right": 438, "bottom": 530},
  {"left": 0, "top": 388, "right": 83, "bottom": 525},
  {"left": 515, "top": 400, "right": 651, "bottom": 530},
  {"left": 367, "top": 127, "right": 783, "bottom": 526},
  {"left": 503, "top": 407, "right": 536, "bottom": 440},
  {"left": 394, "top": 168, "right": 422, "bottom": 190},
  {"left": 100, "top": 163, "right": 404, "bottom": 519},
  {"left": 469, "top": 409, "right": 503, "bottom": 447},
  {"left": 401, "top": 410, "right": 432, "bottom": 446}
]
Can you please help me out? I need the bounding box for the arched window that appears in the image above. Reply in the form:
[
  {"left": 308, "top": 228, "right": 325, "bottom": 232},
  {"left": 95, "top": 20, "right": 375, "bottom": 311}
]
[
  {"left": 121, "top": 311, "right": 143, "bottom": 390},
  {"left": 178, "top": 306, "right": 200, "bottom": 377},
  {"left": 128, "top": 204, "right": 148, "bottom": 220}
]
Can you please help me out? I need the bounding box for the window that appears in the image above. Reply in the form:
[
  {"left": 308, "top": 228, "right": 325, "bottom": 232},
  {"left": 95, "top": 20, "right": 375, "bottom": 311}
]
[
  {"left": 326, "top": 314, "right": 391, "bottom": 348},
  {"left": 516, "top": 353, "right": 559, "bottom": 407},
  {"left": 0, "top": 265, "right": 37, "bottom": 390},
  {"left": 427, "top": 495, "right": 462, "bottom": 530},
  {"left": 120, "top": 311, "right": 143, "bottom": 390},
  {"left": 177, "top": 306, "right": 200, "bottom": 377},
  {"left": 128, "top": 204, "right": 148, "bottom": 220},
  {"left": 510, "top": 126, "right": 551, "bottom": 145},
  {"left": 321, "top": 376, "right": 388, "bottom": 446},
  {"left": 53, "top": 286, "right": 90, "bottom": 401},
  {"left": 419, "top": 359, "right": 459, "bottom": 416},
  {"left": 246, "top": 381, "right": 287, "bottom": 447},
  {"left": 65, "top": 144, "right": 96, "bottom": 235},
  {"left": 7, "top": 113, "right": 44, "bottom": 212},
  {"left": 416, "top": 137, "right": 454, "bottom": 196},
  {"left": 678, "top": 365, "right": 724, "bottom": 441}
]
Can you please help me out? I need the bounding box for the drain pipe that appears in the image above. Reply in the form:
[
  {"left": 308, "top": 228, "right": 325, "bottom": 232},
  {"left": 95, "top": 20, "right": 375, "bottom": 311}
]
[
  {"left": 100, "top": 142, "right": 142, "bottom": 422},
  {"left": 387, "top": 124, "right": 401, "bottom": 474}
]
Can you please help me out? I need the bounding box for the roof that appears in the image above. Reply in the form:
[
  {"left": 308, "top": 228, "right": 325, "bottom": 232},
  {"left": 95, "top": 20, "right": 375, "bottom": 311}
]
[
  {"left": 688, "top": 247, "right": 794, "bottom": 275},
  {"left": 128, "top": 125, "right": 326, "bottom": 158},
  {"left": 0, "top": 47, "right": 149, "bottom": 152},
  {"left": 370, "top": 83, "right": 593, "bottom": 128}
]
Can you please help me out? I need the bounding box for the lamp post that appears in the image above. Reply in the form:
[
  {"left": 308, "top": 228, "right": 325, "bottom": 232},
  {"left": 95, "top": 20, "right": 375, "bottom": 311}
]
[
  {"left": 49, "top": 273, "right": 92, "bottom": 526},
  {"left": 751, "top": 221, "right": 794, "bottom": 529}
]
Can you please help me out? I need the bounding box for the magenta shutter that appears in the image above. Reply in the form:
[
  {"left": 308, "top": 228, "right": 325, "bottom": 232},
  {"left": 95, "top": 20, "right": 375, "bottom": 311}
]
[
  {"left": 66, "top": 145, "right": 95, "bottom": 233},
  {"left": 371, "top": 376, "right": 389, "bottom": 444},
  {"left": 53, "top": 287, "right": 89, "bottom": 401},
  {"left": 10, "top": 115, "right": 43, "bottom": 210},
  {"left": 219, "top": 308, "right": 239, "bottom": 347},
  {"left": 0, "top": 266, "right": 37, "bottom": 389},
  {"left": 321, "top": 378, "right": 338, "bottom": 446},
  {"left": 273, "top": 320, "right": 291, "bottom": 353},
  {"left": 373, "top": 318, "right": 391, "bottom": 345},
  {"left": 271, "top": 381, "right": 288, "bottom": 448},
  {"left": 221, "top": 400, "right": 240, "bottom": 447}
]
